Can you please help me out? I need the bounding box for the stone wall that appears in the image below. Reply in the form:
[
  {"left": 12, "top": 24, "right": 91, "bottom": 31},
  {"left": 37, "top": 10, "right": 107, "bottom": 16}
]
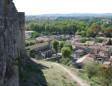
[{"left": 0, "top": 0, "right": 25, "bottom": 86}]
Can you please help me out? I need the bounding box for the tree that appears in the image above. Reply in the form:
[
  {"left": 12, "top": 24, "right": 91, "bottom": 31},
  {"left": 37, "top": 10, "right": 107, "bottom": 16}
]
[
  {"left": 104, "top": 28, "right": 112, "bottom": 37},
  {"left": 75, "top": 31, "right": 86, "bottom": 37},
  {"left": 59, "top": 41, "right": 65, "bottom": 50},
  {"left": 52, "top": 40, "right": 59, "bottom": 55},
  {"left": 99, "top": 66, "right": 112, "bottom": 86},
  {"left": 30, "top": 31, "right": 40, "bottom": 38},
  {"left": 87, "top": 23, "right": 101, "bottom": 37},
  {"left": 61, "top": 47, "right": 72, "bottom": 59},
  {"left": 64, "top": 43, "right": 72, "bottom": 51}
]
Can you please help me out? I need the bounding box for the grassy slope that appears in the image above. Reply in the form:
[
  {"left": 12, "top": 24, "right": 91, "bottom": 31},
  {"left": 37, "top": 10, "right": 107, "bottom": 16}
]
[
  {"left": 20, "top": 58, "right": 78, "bottom": 86},
  {"left": 63, "top": 65, "right": 101, "bottom": 86}
]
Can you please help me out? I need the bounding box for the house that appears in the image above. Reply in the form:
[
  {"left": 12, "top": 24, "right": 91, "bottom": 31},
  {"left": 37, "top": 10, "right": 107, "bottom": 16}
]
[
  {"left": 76, "top": 54, "right": 96, "bottom": 65},
  {"left": 85, "top": 41, "right": 95, "bottom": 46},
  {"left": 75, "top": 49, "right": 86, "bottom": 58}
]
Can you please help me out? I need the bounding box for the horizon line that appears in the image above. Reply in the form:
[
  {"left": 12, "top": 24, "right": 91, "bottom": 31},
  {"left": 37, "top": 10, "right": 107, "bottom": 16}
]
[{"left": 25, "top": 13, "right": 112, "bottom": 16}]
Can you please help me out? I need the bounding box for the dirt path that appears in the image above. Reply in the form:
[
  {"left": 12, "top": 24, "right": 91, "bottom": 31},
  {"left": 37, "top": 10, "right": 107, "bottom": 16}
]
[
  {"left": 32, "top": 58, "right": 90, "bottom": 86},
  {"left": 53, "top": 63, "right": 90, "bottom": 86}
]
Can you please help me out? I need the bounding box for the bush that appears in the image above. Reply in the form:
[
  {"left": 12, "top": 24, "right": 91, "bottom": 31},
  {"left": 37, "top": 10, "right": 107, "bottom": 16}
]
[
  {"left": 30, "top": 31, "right": 40, "bottom": 38},
  {"left": 95, "top": 38, "right": 103, "bottom": 43},
  {"left": 60, "top": 57, "right": 69, "bottom": 65},
  {"left": 60, "top": 38, "right": 66, "bottom": 41},
  {"left": 64, "top": 43, "right": 72, "bottom": 51},
  {"left": 25, "top": 40, "right": 36, "bottom": 46},
  {"left": 84, "top": 62, "right": 102, "bottom": 79},
  {"left": 42, "top": 32, "right": 50, "bottom": 35},
  {"left": 76, "top": 31, "right": 87, "bottom": 37},
  {"left": 59, "top": 41, "right": 65, "bottom": 50},
  {"left": 98, "top": 66, "right": 112, "bottom": 86},
  {"left": 80, "top": 38, "right": 90, "bottom": 43}
]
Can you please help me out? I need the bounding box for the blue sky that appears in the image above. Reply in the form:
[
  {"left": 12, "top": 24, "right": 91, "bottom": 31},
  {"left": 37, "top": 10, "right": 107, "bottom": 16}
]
[{"left": 14, "top": 0, "right": 112, "bottom": 15}]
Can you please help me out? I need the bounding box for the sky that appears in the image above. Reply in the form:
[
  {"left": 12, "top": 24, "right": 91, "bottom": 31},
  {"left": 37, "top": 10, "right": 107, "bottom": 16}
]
[{"left": 14, "top": 0, "right": 112, "bottom": 15}]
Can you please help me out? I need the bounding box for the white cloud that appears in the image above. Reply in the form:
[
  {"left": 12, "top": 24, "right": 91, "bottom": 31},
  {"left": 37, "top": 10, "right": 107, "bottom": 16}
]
[{"left": 13, "top": 0, "right": 112, "bottom": 15}]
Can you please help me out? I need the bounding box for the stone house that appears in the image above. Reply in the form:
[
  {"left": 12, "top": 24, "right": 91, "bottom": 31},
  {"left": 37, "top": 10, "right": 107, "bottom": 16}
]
[{"left": 76, "top": 54, "right": 96, "bottom": 65}]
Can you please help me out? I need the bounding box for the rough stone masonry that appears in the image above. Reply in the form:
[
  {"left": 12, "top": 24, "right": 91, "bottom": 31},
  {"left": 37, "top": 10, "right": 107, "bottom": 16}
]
[{"left": 0, "top": 0, "right": 25, "bottom": 86}]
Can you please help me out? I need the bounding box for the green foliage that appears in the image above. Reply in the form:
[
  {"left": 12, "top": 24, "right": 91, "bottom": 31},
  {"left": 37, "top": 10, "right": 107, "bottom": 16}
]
[
  {"left": 60, "top": 38, "right": 66, "bottom": 41},
  {"left": 60, "top": 57, "right": 70, "bottom": 65},
  {"left": 104, "top": 27, "right": 112, "bottom": 37},
  {"left": 25, "top": 40, "right": 36, "bottom": 46},
  {"left": 59, "top": 41, "right": 65, "bottom": 50},
  {"left": 30, "top": 31, "right": 40, "bottom": 38},
  {"left": 80, "top": 38, "right": 90, "bottom": 43},
  {"left": 84, "top": 62, "right": 102, "bottom": 79},
  {"left": 75, "top": 31, "right": 86, "bottom": 37},
  {"left": 61, "top": 47, "right": 72, "bottom": 64},
  {"left": 95, "top": 38, "right": 103, "bottom": 43},
  {"left": 61, "top": 47, "right": 72, "bottom": 58},
  {"left": 98, "top": 66, "right": 112, "bottom": 86},
  {"left": 64, "top": 43, "right": 72, "bottom": 50},
  {"left": 41, "top": 32, "right": 50, "bottom": 35},
  {"left": 25, "top": 17, "right": 112, "bottom": 37},
  {"left": 52, "top": 40, "right": 59, "bottom": 54},
  {"left": 87, "top": 23, "right": 101, "bottom": 37},
  {"left": 84, "top": 62, "right": 112, "bottom": 86}
]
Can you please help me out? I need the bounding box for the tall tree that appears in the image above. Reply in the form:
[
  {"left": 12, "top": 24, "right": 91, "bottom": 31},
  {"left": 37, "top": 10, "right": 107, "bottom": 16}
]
[
  {"left": 52, "top": 40, "right": 59, "bottom": 55},
  {"left": 87, "top": 23, "right": 101, "bottom": 37},
  {"left": 61, "top": 47, "right": 72, "bottom": 58},
  {"left": 104, "top": 28, "right": 112, "bottom": 37},
  {"left": 59, "top": 41, "right": 65, "bottom": 50}
]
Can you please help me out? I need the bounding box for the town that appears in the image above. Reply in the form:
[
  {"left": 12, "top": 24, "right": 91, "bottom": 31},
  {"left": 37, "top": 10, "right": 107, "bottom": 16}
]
[
  {"left": 25, "top": 32, "right": 112, "bottom": 66},
  {"left": 1, "top": 0, "right": 112, "bottom": 86}
]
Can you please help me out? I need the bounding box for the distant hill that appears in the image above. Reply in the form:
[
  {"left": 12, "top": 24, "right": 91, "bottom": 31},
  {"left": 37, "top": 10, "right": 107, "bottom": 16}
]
[{"left": 26, "top": 13, "right": 112, "bottom": 17}]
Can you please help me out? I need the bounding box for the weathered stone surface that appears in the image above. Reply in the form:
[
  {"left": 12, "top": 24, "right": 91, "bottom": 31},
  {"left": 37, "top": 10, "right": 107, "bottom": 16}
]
[{"left": 0, "top": 0, "right": 25, "bottom": 86}]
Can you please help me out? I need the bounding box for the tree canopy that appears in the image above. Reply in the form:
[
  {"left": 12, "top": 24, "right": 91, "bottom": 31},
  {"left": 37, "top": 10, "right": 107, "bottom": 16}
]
[
  {"left": 52, "top": 40, "right": 59, "bottom": 54},
  {"left": 61, "top": 47, "right": 72, "bottom": 58}
]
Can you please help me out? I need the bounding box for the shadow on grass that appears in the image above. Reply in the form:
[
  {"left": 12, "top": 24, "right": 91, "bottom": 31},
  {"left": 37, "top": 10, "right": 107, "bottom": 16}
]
[{"left": 20, "top": 58, "right": 48, "bottom": 86}]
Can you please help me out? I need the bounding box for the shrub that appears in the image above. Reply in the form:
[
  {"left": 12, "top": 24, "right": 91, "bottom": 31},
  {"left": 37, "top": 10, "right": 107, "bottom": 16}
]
[
  {"left": 64, "top": 43, "right": 72, "bottom": 50},
  {"left": 98, "top": 66, "right": 112, "bottom": 86},
  {"left": 95, "top": 38, "right": 103, "bottom": 43},
  {"left": 60, "top": 38, "right": 66, "bottom": 41},
  {"left": 25, "top": 40, "right": 36, "bottom": 46},
  {"left": 76, "top": 31, "right": 86, "bottom": 37},
  {"left": 30, "top": 31, "right": 40, "bottom": 38},
  {"left": 84, "top": 62, "right": 102, "bottom": 79},
  {"left": 59, "top": 41, "right": 65, "bottom": 50},
  {"left": 80, "top": 38, "right": 90, "bottom": 43}
]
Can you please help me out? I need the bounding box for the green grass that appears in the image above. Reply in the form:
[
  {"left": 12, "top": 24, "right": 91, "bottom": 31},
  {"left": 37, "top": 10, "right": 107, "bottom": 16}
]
[
  {"left": 20, "top": 58, "right": 78, "bottom": 86},
  {"left": 77, "top": 71, "right": 101, "bottom": 86}
]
